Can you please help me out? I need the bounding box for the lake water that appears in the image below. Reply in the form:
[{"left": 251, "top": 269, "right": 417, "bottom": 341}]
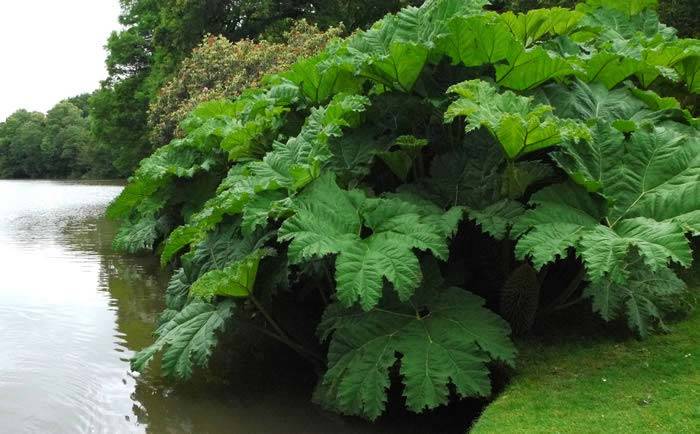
[{"left": 0, "top": 180, "right": 416, "bottom": 434}]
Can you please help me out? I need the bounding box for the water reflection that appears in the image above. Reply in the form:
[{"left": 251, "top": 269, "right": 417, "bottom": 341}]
[
  {"left": 0, "top": 181, "right": 395, "bottom": 434},
  {"left": 0, "top": 181, "right": 140, "bottom": 433}
]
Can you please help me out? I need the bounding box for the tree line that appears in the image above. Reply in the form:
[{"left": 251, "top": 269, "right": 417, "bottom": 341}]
[
  {"left": 0, "top": 0, "right": 696, "bottom": 179},
  {"left": 0, "top": 95, "right": 115, "bottom": 178}
]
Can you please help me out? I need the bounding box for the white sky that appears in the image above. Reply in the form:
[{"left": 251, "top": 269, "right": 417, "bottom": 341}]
[{"left": 0, "top": 1, "right": 121, "bottom": 122}]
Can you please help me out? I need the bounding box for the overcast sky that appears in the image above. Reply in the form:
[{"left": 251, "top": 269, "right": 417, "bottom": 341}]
[{"left": 0, "top": 1, "right": 121, "bottom": 122}]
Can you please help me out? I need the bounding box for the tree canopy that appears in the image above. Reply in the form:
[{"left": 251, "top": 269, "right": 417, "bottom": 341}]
[
  {"left": 1, "top": 0, "right": 695, "bottom": 179},
  {"left": 90, "top": 0, "right": 423, "bottom": 177}
]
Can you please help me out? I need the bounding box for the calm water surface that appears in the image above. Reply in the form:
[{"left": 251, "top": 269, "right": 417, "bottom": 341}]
[{"left": 0, "top": 180, "right": 399, "bottom": 434}]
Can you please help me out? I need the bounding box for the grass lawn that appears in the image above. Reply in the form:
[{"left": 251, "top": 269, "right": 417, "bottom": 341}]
[{"left": 471, "top": 269, "right": 700, "bottom": 433}]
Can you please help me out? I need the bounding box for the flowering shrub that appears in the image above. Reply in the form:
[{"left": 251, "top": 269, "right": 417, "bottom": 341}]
[{"left": 148, "top": 20, "right": 343, "bottom": 146}]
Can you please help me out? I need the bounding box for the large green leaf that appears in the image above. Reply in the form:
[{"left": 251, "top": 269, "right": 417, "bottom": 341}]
[
  {"left": 579, "top": 218, "right": 691, "bottom": 283},
  {"left": 629, "top": 87, "right": 698, "bottom": 127},
  {"left": 515, "top": 122, "right": 697, "bottom": 334},
  {"left": 316, "top": 286, "right": 515, "bottom": 420},
  {"left": 635, "top": 44, "right": 696, "bottom": 88},
  {"left": 539, "top": 80, "right": 645, "bottom": 123},
  {"left": 550, "top": 122, "right": 625, "bottom": 192},
  {"left": 107, "top": 140, "right": 220, "bottom": 221},
  {"left": 284, "top": 51, "right": 365, "bottom": 104},
  {"left": 446, "top": 79, "right": 589, "bottom": 160},
  {"left": 501, "top": 8, "right": 584, "bottom": 46},
  {"left": 184, "top": 223, "right": 271, "bottom": 276},
  {"left": 548, "top": 123, "right": 700, "bottom": 234},
  {"left": 219, "top": 108, "right": 288, "bottom": 161},
  {"left": 513, "top": 182, "right": 606, "bottom": 268},
  {"left": 277, "top": 173, "right": 365, "bottom": 262},
  {"left": 516, "top": 179, "right": 692, "bottom": 277},
  {"left": 112, "top": 215, "right": 161, "bottom": 254},
  {"left": 496, "top": 46, "right": 574, "bottom": 91},
  {"left": 676, "top": 52, "right": 699, "bottom": 93},
  {"left": 131, "top": 300, "right": 234, "bottom": 379},
  {"left": 438, "top": 13, "right": 518, "bottom": 67},
  {"left": 577, "top": 51, "right": 643, "bottom": 89},
  {"left": 607, "top": 126, "right": 700, "bottom": 229},
  {"left": 279, "top": 174, "right": 462, "bottom": 310},
  {"left": 584, "top": 253, "right": 686, "bottom": 337},
  {"left": 159, "top": 170, "right": 258, "bottom": 265},
  {"left": 501, "top": 160, "right": 554, "bottom": 199},
  {"left": 240, "top": 190, "right": 288, "bottom": 235},
  {"left": 189, "top": 249, "right": 271, "bottom": 299},
  {"left": 165, "top": 268, "right": 192, "bottom": 312},
  {"left": 393, "top": 0, "right": 488, "bottom": 48},
  {"left": 344, "top": 14, "right": 430, "bottom": 92},
  {"left": 334, "top": 236, "right": 422, "bottom": 309}
]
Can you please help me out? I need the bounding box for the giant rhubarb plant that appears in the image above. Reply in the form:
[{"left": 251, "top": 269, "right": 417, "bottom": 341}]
[{"left": 109, "top": 0, "right": 699, "bottom": 420}]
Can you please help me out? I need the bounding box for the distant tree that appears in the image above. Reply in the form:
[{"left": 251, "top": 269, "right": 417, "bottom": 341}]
[
  {"left": 90, "top": 74, "right": 152, "bottom": 176},
  {"left": 42, "top": 102, "right": 92, "bottom": 177},
  {"left": 311, "top": 0, "right": 423, "bottom": 30},
  {"left": 0, "top": 100, "right": 107, "bottom": 179},
  {"left": 0, "top": 110, "right": 46, "bottom": 178},
  {"left": 64, "top": 94, "right": 92, "bottom": 118}
]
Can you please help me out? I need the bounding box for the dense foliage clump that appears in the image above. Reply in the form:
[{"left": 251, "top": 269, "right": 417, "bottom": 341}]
[{"left": 110, "top": 0, "right": 699, "bottom": 420}]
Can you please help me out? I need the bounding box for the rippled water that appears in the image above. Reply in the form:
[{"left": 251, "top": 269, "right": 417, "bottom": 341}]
[{"left": 0, "top": 181, "right": 408, "bottom": 434}]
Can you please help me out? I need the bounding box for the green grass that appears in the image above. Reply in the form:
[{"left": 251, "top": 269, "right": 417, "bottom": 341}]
[{"left": 472, "top": 271, "right": 700, "bottom": 434}]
